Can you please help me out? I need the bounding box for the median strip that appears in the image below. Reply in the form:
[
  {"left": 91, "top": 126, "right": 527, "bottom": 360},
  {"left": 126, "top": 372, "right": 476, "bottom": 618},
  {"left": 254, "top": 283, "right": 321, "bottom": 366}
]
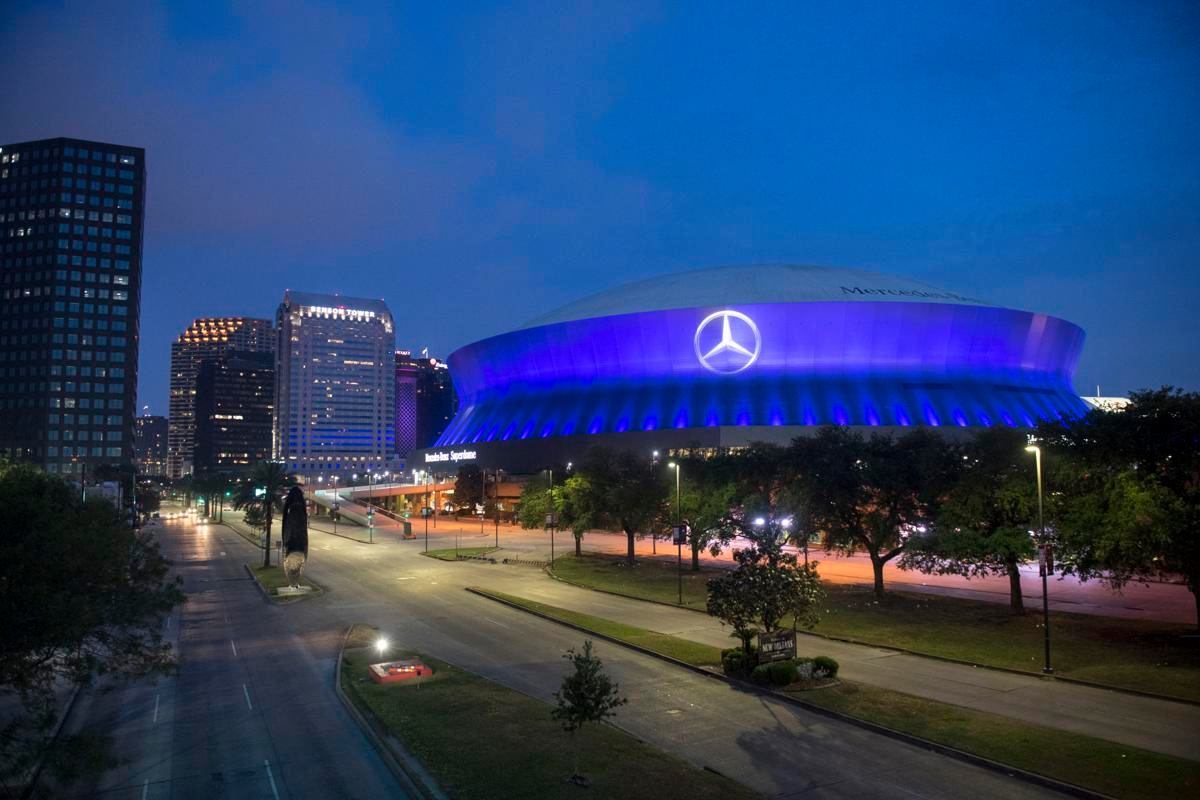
[
  {"left": 469, "top": 587, "right": 1200, "bottom": 800},
  {"left": 336, "top": 623, "right": 759, "bottom": 799}
]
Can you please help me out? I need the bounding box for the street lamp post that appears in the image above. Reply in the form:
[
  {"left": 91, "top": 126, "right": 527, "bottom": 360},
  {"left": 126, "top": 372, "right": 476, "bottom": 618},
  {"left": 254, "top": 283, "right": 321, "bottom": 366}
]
[
  {"left": 669, "top": 462, "right": 682, "bottom": 605},
  {"left": 1026, "top": 444, "right": 1053, "bottom": 675},
  {"left": 331, "top": 475, "right": 340, "bottom": 538},
  {"left": 548, "top": 467, "right": 555, "bottom": 564}
]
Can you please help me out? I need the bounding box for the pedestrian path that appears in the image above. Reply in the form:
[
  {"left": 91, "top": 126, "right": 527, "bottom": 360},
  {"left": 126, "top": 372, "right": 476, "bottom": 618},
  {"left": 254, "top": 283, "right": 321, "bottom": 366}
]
[{"left": 483, "top": 568, "right": 1200, "bottom": 761}]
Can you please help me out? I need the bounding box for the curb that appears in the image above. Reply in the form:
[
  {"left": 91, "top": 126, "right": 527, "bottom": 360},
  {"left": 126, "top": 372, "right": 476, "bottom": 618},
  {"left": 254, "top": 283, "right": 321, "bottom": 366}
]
[
  {"left": 218, "top": 520, "right": 266, "bottom": 551},
  {"left": 546, "top": 565, "right": 1200, "bottom": 708},
  {"left": 467, "top": 587, "right": 1114, "bottom": 800},
  {"left": 241, "top": 563, "right": 322, "bottom": 603},
  {"left": 333, "top": 627, "right": 448, "bottom": 800},
  {"left": 243, "top": 563, "right": 272, "bottom": 601}
]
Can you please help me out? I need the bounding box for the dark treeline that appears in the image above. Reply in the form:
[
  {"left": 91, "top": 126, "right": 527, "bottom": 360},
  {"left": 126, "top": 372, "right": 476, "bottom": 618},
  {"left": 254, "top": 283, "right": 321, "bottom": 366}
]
[{"left": 517, "top": 387, "right": 1200, "bottom": 627}]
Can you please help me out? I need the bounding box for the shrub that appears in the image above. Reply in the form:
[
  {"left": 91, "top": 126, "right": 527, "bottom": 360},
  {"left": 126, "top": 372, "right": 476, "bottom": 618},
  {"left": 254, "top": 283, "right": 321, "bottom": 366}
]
[
  {"left": 813, "top": 656, "right": 839, "bottom": 679},
  {"left": 768, "top": 660, "right": 799, "bottom": 686},
  {"left": 721, "top": 646, "right": 756, "bottom": 677},
  {"left": 750, "top": 663, "right": 773, "bottom": 685}
]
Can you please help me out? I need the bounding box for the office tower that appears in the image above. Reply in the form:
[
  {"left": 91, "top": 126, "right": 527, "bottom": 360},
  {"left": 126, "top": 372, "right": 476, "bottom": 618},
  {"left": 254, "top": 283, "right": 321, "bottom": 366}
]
[
  {"left": 0, "top": 138, "right": 145, "bottom": 475},
  {"left": 193, "top": 351, "right": 274, "bottom": 473},
  {"left": 274, "top": 291, "right": 395, "bottom": 475},
  {"left": 167, "top": 317, "right": 273, "bottom": 477},
  {"left": 134, "top": 410, "right": 168, "bottom": 476},
  {"left": 395, "top": 349, "right": 458, "bottom": 459}
]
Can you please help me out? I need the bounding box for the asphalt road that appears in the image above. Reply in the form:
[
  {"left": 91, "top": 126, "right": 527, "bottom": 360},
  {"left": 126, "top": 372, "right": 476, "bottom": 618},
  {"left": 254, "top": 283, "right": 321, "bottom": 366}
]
[
  {"left": 213, "top": 510, "right": 1071, "bottom": 799},
  {"left": 52, "top": 514, "right": 407, "bottom": 800}
]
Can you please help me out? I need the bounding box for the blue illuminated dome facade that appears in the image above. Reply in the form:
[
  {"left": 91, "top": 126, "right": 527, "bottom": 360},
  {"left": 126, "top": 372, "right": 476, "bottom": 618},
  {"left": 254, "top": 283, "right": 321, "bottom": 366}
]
[{"left": 416, "top": 265, "right": 1088, "bottom": 472}]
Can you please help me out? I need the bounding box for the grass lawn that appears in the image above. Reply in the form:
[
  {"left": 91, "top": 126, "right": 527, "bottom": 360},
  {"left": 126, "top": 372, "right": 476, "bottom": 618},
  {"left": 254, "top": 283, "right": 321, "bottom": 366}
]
[
  {"left": 468, "top": 594, "right": 1200, "bottom": 800},
  {"left": 340, "top": 640, "right": 759, "bottom": 800},
  {"left": 801, "top": 682, "right": 1200, "bottom": 800},
  {"left": 247, "top": 564, "right": 319, "bottom": 600},
  {"left": 421, "top": 546, "right": 499, "bottom": 561},
  {"left": 552, "top": 553, "right": 1200, "bottom": 701},
  {"left": 473, "top": 588, "right": 724, "bottom": 666}
]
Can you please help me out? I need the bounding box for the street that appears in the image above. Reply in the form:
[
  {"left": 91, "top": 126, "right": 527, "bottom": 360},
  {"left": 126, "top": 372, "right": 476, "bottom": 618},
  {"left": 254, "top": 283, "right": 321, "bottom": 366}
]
[
  {"left": 53, "top": 512, "right": 407, "bottom": 800},
  {"left": 61, "top": 509, "right": 1082, "bottom": 800}
]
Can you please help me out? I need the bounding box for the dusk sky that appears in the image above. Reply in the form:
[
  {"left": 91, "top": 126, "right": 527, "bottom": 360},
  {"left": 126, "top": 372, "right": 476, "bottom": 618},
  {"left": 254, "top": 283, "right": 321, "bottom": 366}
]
[{"left": 2, "top": 1, "right": 1196, "bottom": 413}]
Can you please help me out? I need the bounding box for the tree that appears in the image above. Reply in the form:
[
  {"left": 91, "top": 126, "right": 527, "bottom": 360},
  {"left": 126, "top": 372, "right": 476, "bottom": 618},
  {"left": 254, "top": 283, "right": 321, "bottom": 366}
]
[
  {"left": 570, "top": 448, "right": 667, "bottom": 563},
  {"left": 552, "top": 640, "right": 627, "bottom": 784},
  {"left": 193, "top": 471, "right": 229, "bottom": 517},
  {"left": 231, "top": 461, "right": 297, "bottom": 567},
  {"left": 899, "top": 427, "right": 1038, "bottom": 613},
  {"left": 706, "top": 518, "right": 824, "bottom": 651},
  {"left": 0, "top": 463, "right": 184, "bottom": 783},
  {"left": 454, "top": 464, "right": 483, "bottom": 514},
  {"left": 802, "top": 427, "right": 961, "bottom": 598},
  {"left": 136, "top": 487, "right": 161, "bottom": 515},
  {"left": 1038, "top": 387, "right": 1200, "bottom": 628},
  {"left": 671, "top": 455, "right": 739, "bottom": 570}
]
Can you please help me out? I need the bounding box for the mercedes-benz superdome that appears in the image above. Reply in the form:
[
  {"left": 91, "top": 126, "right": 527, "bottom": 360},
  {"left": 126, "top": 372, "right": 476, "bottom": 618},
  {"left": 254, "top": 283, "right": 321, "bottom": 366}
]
[{"left": 414, "top": 265, "right": 1088, "bottom": 472}]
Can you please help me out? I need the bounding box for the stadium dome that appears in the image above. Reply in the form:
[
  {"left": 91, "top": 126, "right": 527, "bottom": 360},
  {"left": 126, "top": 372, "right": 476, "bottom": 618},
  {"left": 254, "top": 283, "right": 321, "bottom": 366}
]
[{"left": 419, "top": 264, "right": 1088, "bottom": 470}]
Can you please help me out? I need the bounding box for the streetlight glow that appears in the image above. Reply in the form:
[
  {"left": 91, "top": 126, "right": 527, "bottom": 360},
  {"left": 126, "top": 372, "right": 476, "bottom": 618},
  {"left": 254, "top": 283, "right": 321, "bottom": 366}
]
[
  {"left": 753, "top": 517, "right": 766, "bottom": 527},
  {"left": 375, "top": 637, "right": 389, "bottom": 656}
]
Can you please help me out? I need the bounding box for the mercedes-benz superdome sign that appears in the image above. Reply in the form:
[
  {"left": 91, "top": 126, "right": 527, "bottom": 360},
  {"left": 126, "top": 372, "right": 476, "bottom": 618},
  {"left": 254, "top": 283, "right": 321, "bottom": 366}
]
[{"left": 424, "top": 266, "right": 1089, "bottom": 453}]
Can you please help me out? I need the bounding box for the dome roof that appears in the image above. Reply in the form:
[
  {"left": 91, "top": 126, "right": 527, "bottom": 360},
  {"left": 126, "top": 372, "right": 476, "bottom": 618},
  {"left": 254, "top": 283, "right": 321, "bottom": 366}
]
[{"left": 521, "top": 264, "right": 990, "bottom": 330}]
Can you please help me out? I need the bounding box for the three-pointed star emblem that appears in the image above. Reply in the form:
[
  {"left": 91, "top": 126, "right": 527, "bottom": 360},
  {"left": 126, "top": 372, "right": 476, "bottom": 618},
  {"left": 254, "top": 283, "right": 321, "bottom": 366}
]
[{"left": 693, "top": 310, "right": 761, "bottom": 374}]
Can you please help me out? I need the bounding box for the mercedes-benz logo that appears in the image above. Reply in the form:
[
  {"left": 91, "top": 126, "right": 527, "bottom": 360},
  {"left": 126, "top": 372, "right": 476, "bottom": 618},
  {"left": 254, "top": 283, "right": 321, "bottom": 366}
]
[{"left": 694, "top": 310, "right": 761, "bottom": 374}]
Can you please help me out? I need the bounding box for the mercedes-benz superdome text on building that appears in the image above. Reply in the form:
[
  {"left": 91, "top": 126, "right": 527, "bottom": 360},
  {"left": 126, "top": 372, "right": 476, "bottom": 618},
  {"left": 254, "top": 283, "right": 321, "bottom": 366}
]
[{"left": 413, "top": 265, "right": 1088, "bottom": 472}]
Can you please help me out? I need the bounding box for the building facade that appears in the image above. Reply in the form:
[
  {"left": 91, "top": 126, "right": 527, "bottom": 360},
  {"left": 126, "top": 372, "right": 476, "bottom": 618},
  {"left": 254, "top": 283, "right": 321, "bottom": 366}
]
[
  {"left": 167, "top": 317, "right": 273, "bottom": 477},
  {"left": 395, "top": 349, "right": 458, "bottom": 460},
  {"left": 0, "top": 137, "right": 145, "bottom": 475},
  {"left": 133, "top": 411, "right": 167, "bottom": 476},
  {"left": 274, "top": 291, "right": 396, "bottom": 476},
  {"left": 193, "top": 351, "right": 274, "bottom": 473},
  {"left": 415, "top": 264, "right": 1091, "bottom": 473}
]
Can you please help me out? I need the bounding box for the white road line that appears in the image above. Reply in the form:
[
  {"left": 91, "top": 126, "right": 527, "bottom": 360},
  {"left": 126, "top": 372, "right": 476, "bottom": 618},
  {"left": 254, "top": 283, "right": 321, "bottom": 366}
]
[
  {"left": 142, "top": 778, "right": 149, "bottom": 800},
  {"left": 483, "top": 617, "right": 510, "bottom": 629},
  {"left": 243, "top": 684, "right": 253, "bottom": 711},
  {"left": 264, "top": 760, "right": 281, "bottom": 800},
  {"left": 152, "top": 693, "right": 160, "bottom": 723},
  {"left": 230, "top": 640, "right": 238, "bottom": 657}
]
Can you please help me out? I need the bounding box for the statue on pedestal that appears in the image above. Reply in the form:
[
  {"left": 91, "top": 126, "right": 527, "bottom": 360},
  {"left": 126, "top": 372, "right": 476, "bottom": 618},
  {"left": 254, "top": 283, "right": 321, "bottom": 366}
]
[{"left": 280, "top": 486, "right": 309, "bottom": 588}]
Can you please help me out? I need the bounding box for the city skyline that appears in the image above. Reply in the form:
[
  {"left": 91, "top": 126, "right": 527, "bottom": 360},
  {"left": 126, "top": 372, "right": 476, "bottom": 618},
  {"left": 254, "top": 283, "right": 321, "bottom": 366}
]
[{"left": 0, "top": 2, "right": 1196, "bottom": 415}]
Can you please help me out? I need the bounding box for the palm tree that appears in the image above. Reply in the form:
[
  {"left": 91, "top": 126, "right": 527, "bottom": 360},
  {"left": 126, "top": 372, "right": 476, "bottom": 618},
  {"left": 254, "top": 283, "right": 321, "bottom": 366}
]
[
  {"left": 232, "top": 461, "right": 298, "bottom": 567},
  {"left": 194, "top": 471, "right": 229, "bottom": 517}
]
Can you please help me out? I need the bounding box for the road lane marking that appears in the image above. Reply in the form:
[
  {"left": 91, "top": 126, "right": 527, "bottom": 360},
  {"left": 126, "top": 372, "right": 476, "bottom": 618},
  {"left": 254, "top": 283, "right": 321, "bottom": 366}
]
[
  {"left": 483, "top": 617, "right": 510, "bottom": 629},
  {"left": 243, "top": 684, "right": 253, "bottom": 711},
  {"left": 264, "top": 760, "right": 280, "bottom": 800},
  {"left": 142, "top": 778, "right": 149, "bottom": 800},
  {"left": 230, "top": 640, "right": 238, "bottom": 657},
  {"left": 153, "top": 693, "right": 160, "bottom": 723}
]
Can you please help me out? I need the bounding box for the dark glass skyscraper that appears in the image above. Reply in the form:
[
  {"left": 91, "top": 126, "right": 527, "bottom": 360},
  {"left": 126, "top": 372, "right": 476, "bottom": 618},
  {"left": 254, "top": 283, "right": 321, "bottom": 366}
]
[
  {"left": 134, "top": 411, "right": 167, "bottom": 477},
  {"left": 193, "top": 351, "right": 274, "bottom": 473},
  {"left": 167, "top": 317, "right": 273, "bottom": 477},
  {"left": 395, "top": 349, "right": 457, "bottom": 461},
  {"left": 0, "top": 137, "right": 145, "bottom": 477}
]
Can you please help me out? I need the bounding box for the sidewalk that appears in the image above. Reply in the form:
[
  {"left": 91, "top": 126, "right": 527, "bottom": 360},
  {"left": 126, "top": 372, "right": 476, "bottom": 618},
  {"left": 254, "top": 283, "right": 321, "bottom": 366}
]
[
  {"left": 462, "top": 526, "right": 1196, "bottom": 624},
  {"left": 486, "top": 567, "right": 1200, "bottom": 762}
]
